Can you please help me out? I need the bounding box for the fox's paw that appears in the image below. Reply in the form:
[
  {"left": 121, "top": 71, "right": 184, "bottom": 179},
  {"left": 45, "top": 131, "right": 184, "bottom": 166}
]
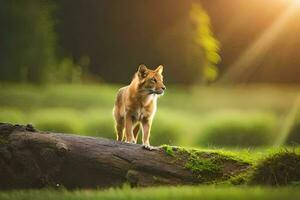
[
  {"left": 125, "top": 139, "right": 136, "bottom": 144},
  {"left": 142, "top": 144, "right": 158, "bottom": 151}
]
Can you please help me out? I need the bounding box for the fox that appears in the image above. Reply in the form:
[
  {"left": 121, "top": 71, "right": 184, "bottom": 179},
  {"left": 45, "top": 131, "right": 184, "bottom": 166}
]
[{"left": 113, "top": 64, "right": 166, "bottom": 150}]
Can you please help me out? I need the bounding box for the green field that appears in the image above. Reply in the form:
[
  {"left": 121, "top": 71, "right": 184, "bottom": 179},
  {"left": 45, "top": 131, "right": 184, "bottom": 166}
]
[
  {"left": 1, "top": 84, "right": 300, "bottom": 198},
  {"left": 0, "top": 83, "right": 300, "bottom": 147},
  {"left": 1, "top": 186, "right": 300, "bottom": 200}
]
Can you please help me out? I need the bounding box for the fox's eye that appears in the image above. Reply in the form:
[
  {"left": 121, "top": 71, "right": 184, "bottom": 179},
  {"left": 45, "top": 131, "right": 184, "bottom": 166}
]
[{"left": 151, "top": 78, "right": 157, "bottom": 83}]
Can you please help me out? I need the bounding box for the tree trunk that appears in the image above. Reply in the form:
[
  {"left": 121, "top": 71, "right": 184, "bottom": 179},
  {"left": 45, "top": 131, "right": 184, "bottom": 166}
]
[{"left": 0, "top": 123, "right": 250, "bottom": 189}]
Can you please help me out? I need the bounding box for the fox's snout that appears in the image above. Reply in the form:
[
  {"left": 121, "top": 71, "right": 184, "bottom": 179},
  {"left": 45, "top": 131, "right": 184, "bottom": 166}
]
[{"left": 155, "top": 85, "right": 166, "bottom": 94}]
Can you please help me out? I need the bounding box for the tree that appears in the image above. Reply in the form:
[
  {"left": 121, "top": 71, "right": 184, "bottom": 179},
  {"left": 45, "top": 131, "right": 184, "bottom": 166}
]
[
  {"left": 190, "top": 3, "right": 221, "bottom": 83},
  {"left": 0, "top": 0, "right": 57, "bottom": 83},
  {"left": 55, "top": 0, "right": 220, "bottom": 85}
]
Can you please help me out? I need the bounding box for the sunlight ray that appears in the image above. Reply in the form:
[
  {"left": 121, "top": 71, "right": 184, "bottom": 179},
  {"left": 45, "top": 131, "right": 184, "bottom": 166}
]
[{"left": 219, "top": 3, "right": 300, "bottom": 83}]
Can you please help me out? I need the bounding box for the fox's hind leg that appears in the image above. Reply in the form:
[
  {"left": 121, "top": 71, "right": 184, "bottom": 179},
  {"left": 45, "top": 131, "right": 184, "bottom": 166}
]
[{"left": 115, "top": 117, "right": 124, "bottom": 141}]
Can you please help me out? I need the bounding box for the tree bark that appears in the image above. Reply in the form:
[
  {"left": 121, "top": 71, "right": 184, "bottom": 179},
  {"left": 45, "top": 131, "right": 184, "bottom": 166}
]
[{"left": 0, "top": 123, "right": 250, "bottom": 189}]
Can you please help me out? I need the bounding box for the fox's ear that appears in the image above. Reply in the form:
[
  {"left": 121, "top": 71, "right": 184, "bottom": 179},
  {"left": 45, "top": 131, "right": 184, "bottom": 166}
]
[
  {"left": 138, "top": 64, "right": 148, "bottom": 79},
  {"left": 155, "top": 65, "right": 163, "bottom": 75}
]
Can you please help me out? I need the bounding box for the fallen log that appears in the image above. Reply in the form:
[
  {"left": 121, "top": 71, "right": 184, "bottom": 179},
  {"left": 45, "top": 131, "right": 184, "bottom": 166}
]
[{"left": 0, "top": 123, "right": 250, "bottom": 189}]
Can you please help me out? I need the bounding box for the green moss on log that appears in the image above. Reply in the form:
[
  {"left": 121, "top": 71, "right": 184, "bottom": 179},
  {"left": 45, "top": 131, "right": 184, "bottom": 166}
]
[{"left": 161, "top": 145, "right": 251, "bottom": 183}]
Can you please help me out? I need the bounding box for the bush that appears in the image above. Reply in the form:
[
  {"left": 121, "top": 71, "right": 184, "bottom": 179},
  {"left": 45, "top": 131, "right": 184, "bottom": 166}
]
[
  {"left": 196, "top": 111, "right": 277, "bottom": 147},
  {"left": 249, "top": 151, "right": 300, "bottom": 185},
  {"left": 32, "top": 108, "right": 83, "bottom": 133},
  {"left": 0, "top": 108, "right": 25, "bottom": 123},
  {"left": 81, "top": 109, "right": 115, "bottom": 139},
  {"left": 149, "top": 110, "right": 185, "bottom": 146}
]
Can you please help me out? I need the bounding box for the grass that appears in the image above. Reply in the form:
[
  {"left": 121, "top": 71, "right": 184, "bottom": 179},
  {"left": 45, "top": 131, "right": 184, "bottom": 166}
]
[
  {"left": 1, "top": 186, "right": 300, "bottom": 200},
  {"left": 249, "top": 150, "right": 300, "bottom": 185}
]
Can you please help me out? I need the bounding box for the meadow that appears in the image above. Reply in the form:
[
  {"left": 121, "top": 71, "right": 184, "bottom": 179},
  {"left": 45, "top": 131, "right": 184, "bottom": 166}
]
[
  {"left": 1, "top": 186, "right": 300, "bottom": 200},
  {"left": 1, "top": 83, "right": 300, "bottom": 199},
  {"left": 0, "top": 83, "right": 299, "bottom": 147}
]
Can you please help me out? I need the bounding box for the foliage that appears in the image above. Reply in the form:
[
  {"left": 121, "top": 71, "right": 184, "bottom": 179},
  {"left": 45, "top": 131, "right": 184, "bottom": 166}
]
[
  {"left": 0, "top": 0, "right": 57, "bottom": 83},
  {"left": 52, "top": 58, "right": 84, "bottom": 83},
  {"left": 190, "top": 3, "right": 221, "bottom": 82},
  {"left": 0, "top": 1, "right": 221, "bottom": 85},
  {"left": 0, "top": 1, "right": 87, "bottom": 84},
  {"left": 249, "top": 150, "right": 300, "bottom": 185}
]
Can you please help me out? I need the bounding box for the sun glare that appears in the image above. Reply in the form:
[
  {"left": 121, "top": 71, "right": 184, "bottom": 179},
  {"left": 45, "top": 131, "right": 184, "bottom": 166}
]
[
  {"left": 220, "top": 0, "right": 300, "bottom": 83},
  {"left": 285, "top": 0, "right": 300, "bottom": 6}
]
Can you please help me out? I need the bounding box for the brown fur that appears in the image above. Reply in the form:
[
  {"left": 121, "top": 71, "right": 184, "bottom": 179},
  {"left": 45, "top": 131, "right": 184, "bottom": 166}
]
[{"left": 113, "top": 64, "right": 166, "bottom": 148}]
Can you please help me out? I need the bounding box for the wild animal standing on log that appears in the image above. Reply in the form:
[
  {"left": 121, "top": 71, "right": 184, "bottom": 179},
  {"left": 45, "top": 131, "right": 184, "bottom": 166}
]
[{"left": 113, "top": 64, "right": 166, "bottom": 150}]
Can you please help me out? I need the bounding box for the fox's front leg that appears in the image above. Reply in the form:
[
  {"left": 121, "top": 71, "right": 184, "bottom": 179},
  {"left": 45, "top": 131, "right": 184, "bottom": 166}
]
[
  {"left": 142, "top": 119, "right": 156, "bottom": 150},
  {"left": 125, "top": 115, "right": 135, "bottom": 143}
]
